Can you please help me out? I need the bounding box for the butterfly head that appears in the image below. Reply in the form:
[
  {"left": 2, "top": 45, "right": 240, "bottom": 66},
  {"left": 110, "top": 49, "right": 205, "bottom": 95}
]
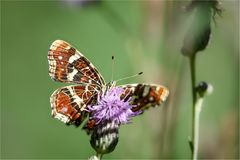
[
  {"left": 103, "top": 80, "right": 117, "bottom": 93},
  {"left": 107, "top": 80, "right": 117, "bottom": 88}
]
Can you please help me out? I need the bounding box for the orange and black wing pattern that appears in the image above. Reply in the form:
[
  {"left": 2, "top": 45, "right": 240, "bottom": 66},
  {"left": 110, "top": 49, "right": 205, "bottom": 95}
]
[
  {"left": 48, "top": 40, "right": 105, "bottom": 87},
  {"left": 50, "top": 84, "right": 98, "bottom": 126},
  {"left": 121, "top": 84, "right": 169, "bottom": 112}
]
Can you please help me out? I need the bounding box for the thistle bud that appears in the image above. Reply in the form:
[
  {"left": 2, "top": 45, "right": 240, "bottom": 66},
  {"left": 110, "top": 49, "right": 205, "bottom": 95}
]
[
  {"left": 181, "top": 0, "right": 221, "bottom": 57},
  {"left": 90, "top": 121, "right": 119, "bottom": 155}
]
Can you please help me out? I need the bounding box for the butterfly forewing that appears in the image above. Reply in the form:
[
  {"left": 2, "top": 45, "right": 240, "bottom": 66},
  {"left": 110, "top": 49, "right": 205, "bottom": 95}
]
[
  {"left": 121, "top": 84, "right": 169, "bottom": 112},
  {"left": 48, "top": 40, "right": 105, "bottom": 86},
  {"left": 50, "top": 84, "right": 98, "bottom": 126}
]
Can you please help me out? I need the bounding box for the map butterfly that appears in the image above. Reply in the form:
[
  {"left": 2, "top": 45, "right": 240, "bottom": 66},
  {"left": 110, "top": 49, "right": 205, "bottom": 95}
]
[{"left": 48, "top": 40, "right": 169, "bottom": 130}]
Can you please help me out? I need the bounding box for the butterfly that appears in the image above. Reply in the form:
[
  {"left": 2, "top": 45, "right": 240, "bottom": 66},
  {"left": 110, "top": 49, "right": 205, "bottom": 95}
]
[{"left": 48, "top": 40, "right": 169, "bottom": 130}]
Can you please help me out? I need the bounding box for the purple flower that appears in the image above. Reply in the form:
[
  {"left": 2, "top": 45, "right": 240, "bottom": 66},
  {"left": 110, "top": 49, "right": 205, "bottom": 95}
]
[{"left": 88, "top": 87, "right": 140, "bottom": 125}]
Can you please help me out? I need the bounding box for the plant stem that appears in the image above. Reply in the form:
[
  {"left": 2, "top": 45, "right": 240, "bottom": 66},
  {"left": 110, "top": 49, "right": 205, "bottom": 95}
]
[
  {"left": 190, "top": 54, "right": 197, "bottom": 108},
  {"left": 189, "top": 54, "right": 197, "bottom": 159},
  {"left": 96, "top": 153, "right": 102, "bottom": 160},
  {"left": 193, "top": 97, "right": 204, "bottom": 160}
]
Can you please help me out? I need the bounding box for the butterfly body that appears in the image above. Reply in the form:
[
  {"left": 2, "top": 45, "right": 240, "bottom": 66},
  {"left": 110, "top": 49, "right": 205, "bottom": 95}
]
[{"left": 48, "top": 40, "right": 169, "bottom": 129}]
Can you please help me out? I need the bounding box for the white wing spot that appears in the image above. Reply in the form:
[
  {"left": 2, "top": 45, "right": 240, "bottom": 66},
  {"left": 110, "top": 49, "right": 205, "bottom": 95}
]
[
  {"left": 69, "top": 54, "right": 80, "bottom": 63},
  {"left": 67, "top": 69, "right": 78, "bottom": 81},
  {"left": 143, "top": 86, "right": 150, "bottom": 97},
  {"left": 61, "top": 107, "right": 68, "bottom": 113},
  {"left": 149, "top": 96, "right": 154, "bottom": 101},
  {"left": 67, "top": 87, "right": 84, "bottom": 109}
]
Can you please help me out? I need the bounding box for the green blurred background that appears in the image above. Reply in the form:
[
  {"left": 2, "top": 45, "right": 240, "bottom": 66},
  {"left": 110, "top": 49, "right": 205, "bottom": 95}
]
[{"left": 1, "top": 0, "right": 239, "bottom": 159}]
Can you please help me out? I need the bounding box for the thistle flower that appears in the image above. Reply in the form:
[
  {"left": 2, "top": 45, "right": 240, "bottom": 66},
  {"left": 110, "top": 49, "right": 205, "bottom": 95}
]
[{"left": 87, "top": 87, "right": 141, "bottom": 125}]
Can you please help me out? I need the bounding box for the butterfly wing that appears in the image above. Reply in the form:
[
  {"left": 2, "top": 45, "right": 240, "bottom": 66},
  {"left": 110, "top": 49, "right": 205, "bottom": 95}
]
[
  {"left": 121, "top": 84, "right": 169, "bottom": 112},
  {"left": 83, "top": 83, "right": 169, "bottom": 133},
  {"left": 50, "top": 84, "right": 98, "bottom": 126},
  {"left": 48, "top": 40, "right": 105, "bottom": 86}
]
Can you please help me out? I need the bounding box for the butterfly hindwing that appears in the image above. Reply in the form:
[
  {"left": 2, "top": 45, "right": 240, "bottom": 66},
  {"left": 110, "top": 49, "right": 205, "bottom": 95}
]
[
  {"left": 48, "top": 40, "right": 105, "bottom": 86},
  {"left": 50, "top": 84, "right": 98, "bottom": 126},
  {"left": 83, "top": 83, "right": 169, "bottom": 133},
  {"left": 121, "top": 84, "right": 169, "bottom": 112}
]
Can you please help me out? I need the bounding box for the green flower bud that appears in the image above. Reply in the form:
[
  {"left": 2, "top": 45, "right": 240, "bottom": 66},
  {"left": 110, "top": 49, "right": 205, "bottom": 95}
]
[{"left": 181, "top": 0, "right": 221, "bottom": 57}]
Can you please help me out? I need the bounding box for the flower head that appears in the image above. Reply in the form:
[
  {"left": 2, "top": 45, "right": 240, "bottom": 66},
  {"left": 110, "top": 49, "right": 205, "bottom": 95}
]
[{"left": 88, "top": 87, "right": 140, "bottom": 125}]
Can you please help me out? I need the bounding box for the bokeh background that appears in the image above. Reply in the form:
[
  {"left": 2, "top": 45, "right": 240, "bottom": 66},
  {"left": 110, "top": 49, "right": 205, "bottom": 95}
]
[{"left": 1, "top": 0, "right": 239, "bottom": 159}]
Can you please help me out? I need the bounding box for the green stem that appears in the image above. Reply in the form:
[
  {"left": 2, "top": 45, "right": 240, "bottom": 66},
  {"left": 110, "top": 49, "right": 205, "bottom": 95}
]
[
  {"left": 193, "top": 97, "right": 204, "bottom": 160},
  {"left": 189, "top": 54, "right": 197, "bottom": 159},
  {"left": 190, "top": 54, "right": 197, "bottom": 108}
]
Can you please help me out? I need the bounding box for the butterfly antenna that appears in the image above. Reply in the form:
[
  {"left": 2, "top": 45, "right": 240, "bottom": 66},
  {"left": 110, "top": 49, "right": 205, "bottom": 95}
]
[
  {"left": 115, "top": 72, "right": 143, "bottom": 83},
  {"left": 111, "top": 56, "right": 115, "bottom": 81}
]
